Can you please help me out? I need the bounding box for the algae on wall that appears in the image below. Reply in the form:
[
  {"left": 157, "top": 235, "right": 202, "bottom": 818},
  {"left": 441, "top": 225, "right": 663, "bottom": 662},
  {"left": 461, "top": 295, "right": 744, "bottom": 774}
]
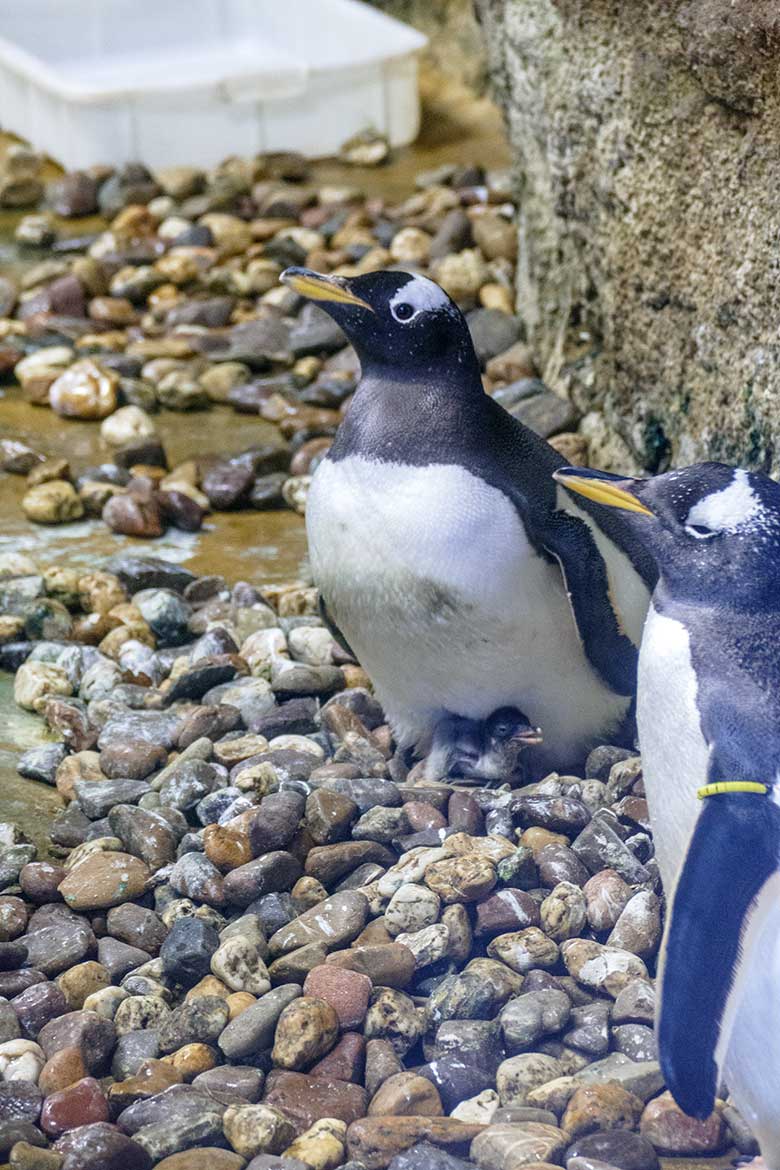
[{"left": 476, "top": 0, "right": 780, "bottom": 473}]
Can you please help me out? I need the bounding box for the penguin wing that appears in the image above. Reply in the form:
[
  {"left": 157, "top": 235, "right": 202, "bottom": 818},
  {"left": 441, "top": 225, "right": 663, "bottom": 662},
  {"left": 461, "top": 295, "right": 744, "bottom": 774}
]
[
  {"left": 317, "top": 593, "right": 356, "bottom": 659},
  {"left": 658, "top": 788, "right": 780, "bottom": 1118},
  {"left": 536, "top": 508, "right": 638, "bottom": 696}
]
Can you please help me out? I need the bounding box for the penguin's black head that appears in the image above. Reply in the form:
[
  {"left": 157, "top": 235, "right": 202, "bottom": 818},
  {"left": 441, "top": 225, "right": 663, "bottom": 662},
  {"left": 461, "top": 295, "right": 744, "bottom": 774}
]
[
  {"left": 485, "top": 707, "right": 543, "bottom": 750},
  {"left": 555, "top": 462, "right": 780, "bottom": 604},
  {"left": 280, "top": 267, "right": 480, "bottom": 381}
]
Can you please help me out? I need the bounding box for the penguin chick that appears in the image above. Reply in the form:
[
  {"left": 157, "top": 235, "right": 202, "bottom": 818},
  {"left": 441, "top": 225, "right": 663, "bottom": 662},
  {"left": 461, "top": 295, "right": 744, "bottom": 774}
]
[
  {"left": 556, "top": 460, "right": 780, "bottom": 1164},
  {"left": 426, "top": 706, "right": 543, "bottom": 784},
  {"left": 280, "top": 266, "right": 656, "bottom": 775}
]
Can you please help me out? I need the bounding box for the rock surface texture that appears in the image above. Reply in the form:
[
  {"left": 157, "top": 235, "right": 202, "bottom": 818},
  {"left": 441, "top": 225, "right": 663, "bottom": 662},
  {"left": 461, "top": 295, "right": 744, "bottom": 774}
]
[{"left": 477, "top": 0, "right": 780, "bottom": 473}]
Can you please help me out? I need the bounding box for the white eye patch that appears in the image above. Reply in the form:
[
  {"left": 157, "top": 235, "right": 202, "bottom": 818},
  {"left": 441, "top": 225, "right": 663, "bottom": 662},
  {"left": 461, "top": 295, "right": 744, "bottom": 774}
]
[
  {"left": 389, "top": 274, "right": 449, "bottom": 321},
  {"left": 685, "top": 468, "right": 759, "bottom": 534}
]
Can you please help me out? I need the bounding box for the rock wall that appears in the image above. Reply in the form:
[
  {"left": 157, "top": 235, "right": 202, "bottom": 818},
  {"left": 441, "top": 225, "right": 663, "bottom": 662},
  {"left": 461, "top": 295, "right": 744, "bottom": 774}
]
[
  {"left": 371, "top": 0, "right": 488, "bottom": 92},
  {"left": 476, "top": 0, "right": 780, "bottom": 473}
]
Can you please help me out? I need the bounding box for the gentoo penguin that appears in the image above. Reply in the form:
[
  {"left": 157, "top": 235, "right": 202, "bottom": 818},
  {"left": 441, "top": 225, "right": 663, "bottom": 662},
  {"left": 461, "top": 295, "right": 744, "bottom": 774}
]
[
  {"left": 555, "top": 460, "right": 780, "bottom": 1160},
  {"left": 426, "top": 706, "right": 543, "bottom": 784},
  {"left": 281, "top": 266, "right": 656, "bottom": 773}
]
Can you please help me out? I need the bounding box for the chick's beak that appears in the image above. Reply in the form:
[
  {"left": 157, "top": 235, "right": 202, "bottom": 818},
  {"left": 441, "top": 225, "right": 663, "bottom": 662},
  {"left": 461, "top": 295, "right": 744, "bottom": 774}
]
[
  {"left": 515, "top": 726, "right": 544, "bottom": 747},
  {"left": 281, "top": 267, "right": 374, "bottom": 312},
  {"left": 553, "top": 466, "right": 654, "bottom": 517}
]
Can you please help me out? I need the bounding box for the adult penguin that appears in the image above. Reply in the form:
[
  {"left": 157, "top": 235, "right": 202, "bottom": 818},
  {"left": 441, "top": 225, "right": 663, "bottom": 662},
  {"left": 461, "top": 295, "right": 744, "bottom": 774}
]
[
  {"left": 555, "top": 459, "right": 780, "bottom": 1163},
  {"left": 281, "top": 266, "right": 656, "bottom": 774}
]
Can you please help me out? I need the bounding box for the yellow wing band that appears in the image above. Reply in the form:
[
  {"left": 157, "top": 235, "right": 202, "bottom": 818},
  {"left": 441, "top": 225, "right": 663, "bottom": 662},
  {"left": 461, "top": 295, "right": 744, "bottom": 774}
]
[{"left": 697, "top": 781, "right": 769, "bottom": 799}]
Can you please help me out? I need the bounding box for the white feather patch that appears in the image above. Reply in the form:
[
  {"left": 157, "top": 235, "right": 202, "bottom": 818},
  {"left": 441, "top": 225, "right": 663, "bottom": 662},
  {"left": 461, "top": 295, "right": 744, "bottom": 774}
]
[
  {"left": 389, "top": 275, "right": 449, "bottom": 315},
  {"left": 687, "top": 468, "right": 759, "bottom": 532},
  {"left": 637, "top": 606, "right": 710, "bottom": 892}
]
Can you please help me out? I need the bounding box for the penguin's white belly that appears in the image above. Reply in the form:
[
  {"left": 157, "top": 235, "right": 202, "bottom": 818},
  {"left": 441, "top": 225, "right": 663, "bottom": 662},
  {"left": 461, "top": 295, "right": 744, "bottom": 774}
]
[
  {"left": 306, "top": 455, "right": 629, "bottom": 762},
  {"left": 640, "top": 606, "right": 780, "bottom": 1160},
  {"left": 723, "top": 875, "right": 780, "bottom": 1168},
  {"left": 637, "top": 606, "right": 711, "bottom": 891}
]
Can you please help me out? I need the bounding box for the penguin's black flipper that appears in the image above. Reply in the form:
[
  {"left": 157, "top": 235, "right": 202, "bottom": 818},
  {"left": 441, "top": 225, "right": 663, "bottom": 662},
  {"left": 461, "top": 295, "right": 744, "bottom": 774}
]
[
  {"left": 538, "top": 509, "right": 638, "bottom": 696},
  {"left": 318, "top": 594, "right": 356, "bottom": 659},
  {"left": 658, "top": 791, "right": 780, "bottom": 1119}
]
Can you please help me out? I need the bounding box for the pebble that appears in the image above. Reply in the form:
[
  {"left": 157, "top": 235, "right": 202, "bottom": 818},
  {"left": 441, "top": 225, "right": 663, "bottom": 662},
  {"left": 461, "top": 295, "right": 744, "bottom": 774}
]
[
  {"left": 54, "top": 1121, "right": 152, "bottom": 1169},
  {"left": 368, "top": 1071, "right": 443, "bottom": 1117},
  {"left": 487, "top": 928, "right": 559, "bottom": 975},
  {"left": 561, "top": 940, "right": 649, "bottom": 998},
  {"left": 364, "top": 988, "right": 421, "bottom": 1057},
  {"left": 0, "top": 1082, "right": 42, "bottom": 1125},
  {"left": 40, "top": 1076, "right": 108, "bottom": 1135},
  {"left": 583, "top": 871, "right": 633, "bottom": 932},
  {"left": 566, "top": 1130, "right": 660, "bottom": 1170},
  {"left": 470, "top": 1121, "right": 567, "bottom": 1169},
  {"left": 223, "top": 1102, "right": 296, "bottom": 1158},
  {"left": 346, "top": 1117, "right": 483, "bottom": 1170},
  {"left": 562, "top": 1082, "right": 644, "bottom": 1138},
  {"left": 22, "top": 919, "right": 95, "bottom": 978},
  {"left": 58, "top": 852, "right": 149, "bottom": 910},
  {"left": 303, "top": 965, "right": 372, "bottom": 1030},
  {"left": 158, "top": 996, "right": 230, "bottom": 1053},
  {"left": 49, "top": 360, "right": 119, "bottom": 420},
  {"left": 496, "top": 1053, "right": 563, "bottom": 1107},
  {"left": 211, "top": 933, "right": 271, "bottom": 995},
  {"left": 424, "top": 855, "right": 496, "bottom": 904},
  {"left": 218, "top": 984, "right": 301, "bottom": 1061},
  {"left": 269, "top": 891, "right": 368, "bottom": 955},
  {"left": 271, "top": 995, "right": 339, "bottom": 1069},
  {"left": 500, "top": 989, "right": 571, "bottom": 1053},
  {"left": 607, "top": 892, "right": 662, "bottom": 960},
  {"left": 473, "top": 889, "right": 538, "bottom": 937},
  {"left": 264, "top": 1069, "right": 368, "bottom": 1132},
  {"left": 156, "top": 1154, "right": 244, "bottom": 1170},
  {"left": 639, "top": 1092, "right": 725, "bottom": 1154},
  {"left": 385, "top": 884, "right": 440, "bottom": 936}
]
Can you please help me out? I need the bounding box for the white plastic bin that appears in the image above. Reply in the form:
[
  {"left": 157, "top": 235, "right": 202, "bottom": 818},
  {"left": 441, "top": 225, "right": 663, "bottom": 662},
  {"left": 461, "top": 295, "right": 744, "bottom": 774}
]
[{"left": 0, "top": 0, "right": 427, "bottom": 169}]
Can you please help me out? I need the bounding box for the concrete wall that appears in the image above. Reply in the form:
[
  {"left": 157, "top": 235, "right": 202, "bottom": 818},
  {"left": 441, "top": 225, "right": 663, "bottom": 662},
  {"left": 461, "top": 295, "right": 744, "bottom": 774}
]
[{"left": 476, "top": 0, "right": 780, "bottom": 473}]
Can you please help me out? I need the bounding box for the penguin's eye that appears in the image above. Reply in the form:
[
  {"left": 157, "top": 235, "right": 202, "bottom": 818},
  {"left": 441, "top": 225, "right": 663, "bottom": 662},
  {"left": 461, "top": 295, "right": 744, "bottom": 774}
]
[
  {"left": 684, "top": 523, "right": 718, "bottom": 540},
  {"left": 392, "top": 303, "right": 415, "bottom": 322}
]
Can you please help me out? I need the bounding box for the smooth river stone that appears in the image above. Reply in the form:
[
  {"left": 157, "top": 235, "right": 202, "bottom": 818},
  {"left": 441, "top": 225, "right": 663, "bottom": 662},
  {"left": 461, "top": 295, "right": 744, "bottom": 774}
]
[
  {"left": 470, "top": 1121, "right": 568, "bottom": 1170},
  {"left": 268, "top": 891, "right": 368, "bottom": 956},
  {"left": 263, "top": 1069, "right": 368, "bottom": 1133},
  {"left": 54, "top": 1121, "right": 152, "bottom": 1170},
  {"left": 58, "top": 852, "right": 150, "bottom": 910},
  {"left": 346, "top": 1117, "right": 485, "bottom": 1170}
]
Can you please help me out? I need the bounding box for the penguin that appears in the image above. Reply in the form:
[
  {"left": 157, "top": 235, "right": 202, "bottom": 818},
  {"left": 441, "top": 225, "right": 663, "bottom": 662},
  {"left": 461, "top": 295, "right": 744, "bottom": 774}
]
[
  {"left": 280, "top": 266, "right": 656, "bottom": 774},
  {"left": 425, "top": 706, "right": 543, "bottom": 784},
  {"left": 554, "top": 459, "right": 780, "bottom": 1163}
]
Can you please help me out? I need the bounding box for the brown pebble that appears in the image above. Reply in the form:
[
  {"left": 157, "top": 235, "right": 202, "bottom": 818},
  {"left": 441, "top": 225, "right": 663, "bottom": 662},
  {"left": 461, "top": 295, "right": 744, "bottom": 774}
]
[
  {"left": 368, "top": 1071, "right": 443, "bottom": 1117},
  {"left": 57, "top": 852, "right": 150, "bottom": 910},
  {"left": 38, "top": 1047, "right": 88, "bottom": 1095}
]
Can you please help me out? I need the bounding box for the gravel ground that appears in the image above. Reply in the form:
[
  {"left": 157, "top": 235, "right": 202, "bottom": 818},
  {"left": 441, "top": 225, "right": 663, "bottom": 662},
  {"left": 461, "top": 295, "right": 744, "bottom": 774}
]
[
  {"left": 0, "top": 145, "right": 584, "bottom": 547},
  {"left": 0, "top": 550, "right": 758, "bottom": 1170}
]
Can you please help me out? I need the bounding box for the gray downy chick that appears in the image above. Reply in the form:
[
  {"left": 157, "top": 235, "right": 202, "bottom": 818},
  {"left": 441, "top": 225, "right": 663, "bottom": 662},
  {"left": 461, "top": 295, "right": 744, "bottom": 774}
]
[{"left": 425, "top": 706, "right": 543, "bottom": 785}]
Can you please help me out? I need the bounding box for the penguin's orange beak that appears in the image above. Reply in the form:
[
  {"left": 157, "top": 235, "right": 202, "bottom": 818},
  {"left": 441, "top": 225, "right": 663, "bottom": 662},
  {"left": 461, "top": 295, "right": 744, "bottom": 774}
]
[
  {"left": 281, "top": 267, "right": 374, "bottom": 312},
  {"left": 553, "top": 467, "right": 654, "bottom": 517}
]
